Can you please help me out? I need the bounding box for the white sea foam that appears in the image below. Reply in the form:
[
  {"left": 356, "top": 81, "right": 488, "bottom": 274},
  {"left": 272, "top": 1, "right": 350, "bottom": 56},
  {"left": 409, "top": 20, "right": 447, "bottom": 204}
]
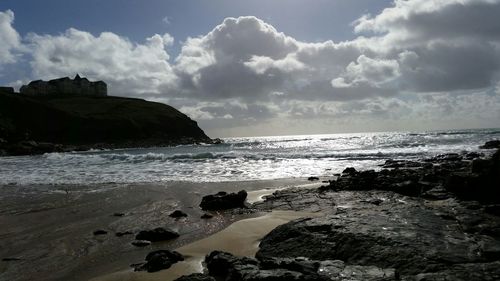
[{"left": 0, "top": 128, "right": 498, "bottom": 185}]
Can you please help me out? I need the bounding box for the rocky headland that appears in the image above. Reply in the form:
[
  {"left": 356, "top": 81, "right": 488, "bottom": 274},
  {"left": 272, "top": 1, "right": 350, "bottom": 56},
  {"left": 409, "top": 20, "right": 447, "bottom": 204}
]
[
  {"left": 172, "top": 141, "right": 500, "bottom": 280},
  {"left": 0, "top": 77, "right": 215, "bottom": 156}
]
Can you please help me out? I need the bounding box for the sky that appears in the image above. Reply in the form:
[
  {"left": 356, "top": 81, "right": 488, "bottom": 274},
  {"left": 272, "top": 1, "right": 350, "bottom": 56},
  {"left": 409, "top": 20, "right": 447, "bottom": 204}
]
[{"left": 1, "top": 0, "right": 500, "bottom": 137}]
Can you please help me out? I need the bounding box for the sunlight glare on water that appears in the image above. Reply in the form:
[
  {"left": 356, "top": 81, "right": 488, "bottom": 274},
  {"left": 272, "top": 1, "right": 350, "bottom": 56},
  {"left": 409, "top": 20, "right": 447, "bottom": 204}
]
[{"left": 0, "top": 129, "right": 498, "bottom": 185}]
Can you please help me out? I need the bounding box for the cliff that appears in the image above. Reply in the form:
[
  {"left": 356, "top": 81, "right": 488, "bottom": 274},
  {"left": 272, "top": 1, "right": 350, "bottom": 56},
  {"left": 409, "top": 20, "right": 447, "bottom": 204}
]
[{"left": 0, "top": 93, "right": 212, "bottom": 155}]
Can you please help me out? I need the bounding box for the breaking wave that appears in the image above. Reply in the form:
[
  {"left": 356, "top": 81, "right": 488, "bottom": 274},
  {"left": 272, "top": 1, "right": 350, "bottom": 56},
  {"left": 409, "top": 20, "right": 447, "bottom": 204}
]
[{"left": 1, "top": 128, "right": 498, "bottom": 185}]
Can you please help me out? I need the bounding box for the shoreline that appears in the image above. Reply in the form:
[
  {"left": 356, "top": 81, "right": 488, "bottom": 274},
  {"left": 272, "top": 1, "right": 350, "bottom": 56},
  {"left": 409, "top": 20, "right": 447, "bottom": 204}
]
[
  {"left": 0, "top": 178, "right": 318, "bottom": 281},
  {"left": 2, "top": 142, "right": 499, "bottom": 280},
  {"left": 91, "top": 210, "right": 323, "bottom": 281}
]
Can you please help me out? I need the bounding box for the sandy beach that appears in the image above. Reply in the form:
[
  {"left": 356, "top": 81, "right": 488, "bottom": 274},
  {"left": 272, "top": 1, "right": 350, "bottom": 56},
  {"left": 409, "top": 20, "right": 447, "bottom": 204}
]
[{"left": 0, "top": 178, "right": 319, "bottom": 281}]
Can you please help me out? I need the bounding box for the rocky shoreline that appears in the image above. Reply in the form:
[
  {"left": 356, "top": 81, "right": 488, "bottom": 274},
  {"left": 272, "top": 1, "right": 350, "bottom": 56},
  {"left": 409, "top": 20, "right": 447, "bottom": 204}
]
[
  {"left": 0, "top": 137, "right": 223, "bottom": 157},
  {"left": 171, "top": 140, "right": 500, "bottom": 280}
]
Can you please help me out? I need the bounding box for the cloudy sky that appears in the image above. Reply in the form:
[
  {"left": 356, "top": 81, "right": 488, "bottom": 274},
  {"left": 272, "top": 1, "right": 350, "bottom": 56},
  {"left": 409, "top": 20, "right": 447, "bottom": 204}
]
[{"left": 1, "top": 0, "right": 499, "bottom": 137}]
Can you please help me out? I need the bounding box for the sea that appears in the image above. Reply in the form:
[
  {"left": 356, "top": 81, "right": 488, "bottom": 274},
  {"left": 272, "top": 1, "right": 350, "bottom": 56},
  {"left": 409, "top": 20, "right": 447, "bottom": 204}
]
[{"left": 0, "top": 128, "right": 499, "bottom": 186}]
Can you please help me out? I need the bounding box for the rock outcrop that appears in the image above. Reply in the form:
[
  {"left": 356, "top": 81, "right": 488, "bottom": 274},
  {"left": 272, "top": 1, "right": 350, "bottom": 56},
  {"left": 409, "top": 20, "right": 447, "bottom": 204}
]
[
  {"left": 200, "top": 190, "right": 248, "bottom": 210},
  {"left": 180, "top": 146, "right": 500, "bottom": 280},
  {"left": 250, "top": 147, "right": 500, "bottom": 280},
  {"left": 133, "top": 250, "right": 184, "bottom": 272}
]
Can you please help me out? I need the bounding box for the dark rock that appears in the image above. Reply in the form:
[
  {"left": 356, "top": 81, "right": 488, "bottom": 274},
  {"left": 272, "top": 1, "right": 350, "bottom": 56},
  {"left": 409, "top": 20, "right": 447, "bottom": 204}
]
[
  {"left": 389, "top": 180, "right": 423, "bottom": 197},
  {"left": 201, "top": 213, "right": 214, "bottom": 219},
  {"left": 413, "top": 261, "right": 500, "bottom": 280},
  {"left": 485, "top": 205, "right": 500, "bottom": 216},
  {"left": 307, "top": 177, "right": 319, "bottom": 181},
  {"left": 202, "top": 251, "right": 396, "bottom": 281},
  {"left": 480, "top": 140, "right": 500, "bottom": 149},
  {"left": 174, "top": 273, "right": 216, "bottom": 281},
  {"left": 93, "top": 230, "right": 108, "bottom": 235},
  {"left": 169, "top": 210, "right": 188, "bottom": 218},
  {"left": 342, "top": 167, "right": 357, "bottom": 175},
  {"left": 259, "top": 257, "right": 320, "bottom": 275},
  {"left": 445, "top": 161, "right": 500, "bottom": 203},
  {"left": 131, "top": 240, "right": 151, "bottom": 247},
  {"left": 429, "top": 153, "right": 463, "bottom": 162},
  {"left": 249, "top": 149, "right": 500, "bottom": 280},
  {"left": 136, "top": 227, "right": 179, "bottom": 242},
  {"left": 465, "top": 151, "right": 483, "bottom": 160},
  {"left": 256, "top": 199, "right": 500, "bottom": 277},
  {"left": 116, "top": 231, "right": 133, "bottom": 237},
  {"left": 317, "top": 260, "right": 397, "bottom": 281},
  {"left": 200, "top": 190, "right": 247, "bottom": 210},
  {"left": 134, "top": 250, "right": 184, "bottom": 272},
  {"left": 2, "top": 258, "right": 22, "bottom": 262},
  {"left": 212, "top": 138, "right": 224, "bottom": 144},
  {"left": 381, "top": 159, "right": 423, "bottom": 169},
  {"left": 472, "top": 158, "right": 493, "bottom": 174},
  {"left": 113, "top": 212, "right": 125, "bottom": 217}
]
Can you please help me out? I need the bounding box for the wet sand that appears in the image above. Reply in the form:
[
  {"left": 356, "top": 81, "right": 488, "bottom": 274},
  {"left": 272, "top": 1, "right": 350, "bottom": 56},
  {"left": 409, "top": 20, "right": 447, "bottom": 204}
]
[
  {"left": 0, "top": 178, "right": 317, "bottom": 281},
  {"left": 91, "top": 210, "right": 322, "bottom": 281}
]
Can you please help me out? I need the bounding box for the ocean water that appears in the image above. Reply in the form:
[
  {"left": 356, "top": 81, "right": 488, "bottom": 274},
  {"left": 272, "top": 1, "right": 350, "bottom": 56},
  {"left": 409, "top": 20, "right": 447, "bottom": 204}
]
[{"left": 0, "top": 128, "right": 499, "bottom": 185}]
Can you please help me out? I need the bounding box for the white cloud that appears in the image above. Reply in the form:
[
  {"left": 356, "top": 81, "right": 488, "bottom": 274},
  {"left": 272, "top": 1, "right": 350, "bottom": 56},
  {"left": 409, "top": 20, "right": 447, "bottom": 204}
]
[
  {"left": 332, "top": 55, "right": 400, "bottom": 87},
  {"left": 0, "top": 10, "right": 21, "bottom": 65},
  {"left": 26, "top": 28, "right": 177, "bottom": 95},
  {"left": 162, "top": 16, "right": 171, "bottom": 25},
  {"left": 3, "top": 1, "right": 500, "bottom": 136}
]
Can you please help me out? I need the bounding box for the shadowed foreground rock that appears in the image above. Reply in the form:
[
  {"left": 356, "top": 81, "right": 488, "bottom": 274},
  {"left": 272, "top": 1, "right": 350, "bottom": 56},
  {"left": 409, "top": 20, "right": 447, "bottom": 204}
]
[
  {"left": 182, "top": 251, "right": 397, "bottom": 281},
  {"left": 200, "top": 190, "right": 248, "bottom": 210},
  {"left": 133, "top": 250, "right": 184, "bottom": 272},
  {"left": 172, "top": 145, "right": 500, "bottom": 280},
  {"left": 250, "top": 147, "right": 500, "bottom": 280}
]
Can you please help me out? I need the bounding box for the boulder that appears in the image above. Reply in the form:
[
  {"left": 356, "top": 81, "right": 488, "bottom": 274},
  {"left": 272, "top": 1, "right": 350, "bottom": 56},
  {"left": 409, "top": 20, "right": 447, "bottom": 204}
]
[
  {"left": 169, "top": 210, "right": 188, "bottom": 218},
  {"left": 93, "top": 230, "right": 108, "bottom": 235},
  {"left": 200, "top": 190, "right": 247, "bottom": 210},
  {"left": 480, "top": 140, "right": 500, "bottom": 149},
  {"left": 134, "top": 250, "right": 184, "bottom": 272},
  {"left": 203, "top": 251, "right": 396, "bottom": 281},
  {"left": 342, "top": 167, "right": 357, "bottom": 175},
  {"left": 201, "top": 213, "right": 214, "bottom": 219},
  {"left": 135, "top": 227, "right": 179, "bottom": 242}
]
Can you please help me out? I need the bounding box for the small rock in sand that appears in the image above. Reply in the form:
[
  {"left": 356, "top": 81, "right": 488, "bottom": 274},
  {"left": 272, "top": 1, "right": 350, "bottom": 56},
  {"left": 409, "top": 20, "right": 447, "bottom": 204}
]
[
  {"left": 136, "top": 227, "right": 179, "bottom": 242},
  {"left": 169, "top": 210, "right": 188, "bottom": 218},
  {"left": 201, "top": 213, "right": 214, "bottom": 219},
  {"left": 134, "top": 250, "right": 184, "bottom": 272},
  {"left": 93, "top": 230, "right": 108, "bottom": 235}
]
